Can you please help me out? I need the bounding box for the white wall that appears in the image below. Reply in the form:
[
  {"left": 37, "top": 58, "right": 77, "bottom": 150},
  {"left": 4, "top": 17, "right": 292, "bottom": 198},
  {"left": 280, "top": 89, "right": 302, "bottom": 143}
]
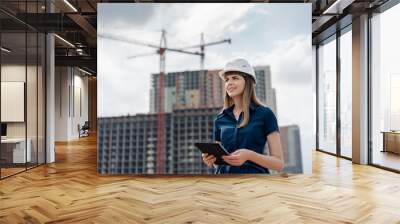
[
  {"left": 55, "top": 67, "right": 89, "bottom": 141},
  {"left": 1, "top": 65, "right": 39, "bottom": 138},
  {"left": 1, "top": 65, "right": 26, "bottom": 141},
  {"left": 1, "top": 63, "right": 46, "bottom": 164},
  {"left": 55, "top": 66, "right": 68, "bottom": 141}
]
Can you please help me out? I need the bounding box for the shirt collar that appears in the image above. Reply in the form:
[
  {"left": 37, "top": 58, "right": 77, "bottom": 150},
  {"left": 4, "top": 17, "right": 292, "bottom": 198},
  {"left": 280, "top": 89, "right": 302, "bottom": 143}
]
[
  {"left": 223, "top": 101, "right": 257, "bottom": 115},
  {"left": 249, "top": 102, "right": 257, "bottom": 111}
]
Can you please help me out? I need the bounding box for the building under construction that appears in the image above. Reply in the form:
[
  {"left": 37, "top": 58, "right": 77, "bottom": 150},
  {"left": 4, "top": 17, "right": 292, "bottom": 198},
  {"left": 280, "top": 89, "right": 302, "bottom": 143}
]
[
  {"left": 98, "top": 107, "right": 220, "bottom": 174},
  {"left": 150, "top": 66, "right": 277, "bottom": 114}
]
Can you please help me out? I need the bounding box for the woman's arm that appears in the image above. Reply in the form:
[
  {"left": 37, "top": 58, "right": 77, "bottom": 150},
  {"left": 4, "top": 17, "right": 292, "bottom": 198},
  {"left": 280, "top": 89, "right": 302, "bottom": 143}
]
[
  {"left": 222, "top": 132, "right": 284, "bottom": 171},
  {"left": 247, "top": 132, "right": 284, "bottom": 171}
]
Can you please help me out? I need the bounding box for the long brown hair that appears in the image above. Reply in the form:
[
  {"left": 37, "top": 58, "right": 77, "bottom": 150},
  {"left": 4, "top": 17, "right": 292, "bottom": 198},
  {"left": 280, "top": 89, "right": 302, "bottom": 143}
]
[{"left": 223, "top": 72, "right": 264, "bottom": 128}]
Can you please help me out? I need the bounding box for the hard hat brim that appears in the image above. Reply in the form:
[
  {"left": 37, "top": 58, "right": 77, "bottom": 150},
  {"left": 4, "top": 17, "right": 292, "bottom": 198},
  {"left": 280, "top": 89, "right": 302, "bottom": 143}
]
[{"left": 218, "top": 69, "right": 256, "bottom": 84}]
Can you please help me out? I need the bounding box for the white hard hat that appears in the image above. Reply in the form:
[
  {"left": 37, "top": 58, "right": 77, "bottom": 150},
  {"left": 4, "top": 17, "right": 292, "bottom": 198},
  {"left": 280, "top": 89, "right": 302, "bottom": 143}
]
[{"left": 218, "top": 58, "right": 256, "bottom": 84}]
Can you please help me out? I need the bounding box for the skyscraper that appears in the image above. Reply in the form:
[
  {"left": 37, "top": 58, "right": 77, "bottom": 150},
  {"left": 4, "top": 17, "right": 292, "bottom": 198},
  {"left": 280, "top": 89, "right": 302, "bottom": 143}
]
[{"left": 279, "top": 125, "right": 303, "bottom": 173}]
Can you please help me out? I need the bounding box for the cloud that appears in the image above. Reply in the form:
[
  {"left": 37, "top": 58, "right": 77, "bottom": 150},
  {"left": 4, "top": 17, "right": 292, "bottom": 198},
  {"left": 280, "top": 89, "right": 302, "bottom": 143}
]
[
  {"left": 98, "top": 37, "right": 159, "bottom": 117},
  {"left": 97, "top": 4, "right": 157, "bottom": 30},
  {"left": 168, "top": 4, "right": 255, "bottom": 46},
  {"left": 254, "top": 7, "right": 270, "bottom": 15},
  {"left": 250, "top": 34, "right": 312, "bottom": 85}
]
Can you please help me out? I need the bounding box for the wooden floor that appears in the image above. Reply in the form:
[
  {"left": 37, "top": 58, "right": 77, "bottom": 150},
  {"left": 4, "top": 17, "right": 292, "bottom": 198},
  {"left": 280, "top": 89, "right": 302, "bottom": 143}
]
[
  {"left": 1, "top": 163, "right": 45, "bottom": 178},
  {"left": 372, "top": 150, "right": 400, "bottom": 171},
  {"left": 1, "top": 167, "right": 26, "bottom": 177},
  {"left": 1, "top": 134, "right": 400, "bottom": 223}
]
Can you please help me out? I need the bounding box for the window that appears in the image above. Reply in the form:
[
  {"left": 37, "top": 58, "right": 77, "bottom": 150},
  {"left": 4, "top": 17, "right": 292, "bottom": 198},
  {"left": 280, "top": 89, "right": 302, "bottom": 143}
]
[
  {"left": 318, "top": 35, "right": 337, "bottom": 154},
  {"left": 0, "top": 1, "right": 46, "bottom": 179},
  {"left": 371, "top": 4, "right": 400, "bottom": 171},
  {"left": 340, "top": 27, "right": 352, "bottom": 158}
]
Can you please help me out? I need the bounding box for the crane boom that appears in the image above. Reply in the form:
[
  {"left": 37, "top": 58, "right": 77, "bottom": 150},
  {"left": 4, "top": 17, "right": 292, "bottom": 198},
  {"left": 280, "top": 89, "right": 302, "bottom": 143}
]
[
  {"left": 98, "top": 33, "right": 160, "bottom": 49},
  {"left": 99, "top": 33, "right": 203, "bottom": 57},
  {"left": 178, "top": 39, "right": 231, "bottom": 50}
]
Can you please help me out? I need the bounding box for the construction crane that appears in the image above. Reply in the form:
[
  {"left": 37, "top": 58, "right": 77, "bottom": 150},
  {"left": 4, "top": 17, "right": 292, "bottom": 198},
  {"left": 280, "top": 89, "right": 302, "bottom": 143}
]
[
  {"left": 179, "top": 33, "right": 231, "bottom": 70},
  {"left": 98, "top": 30, "right": 231, "bottom": 174},
  {"left": 125, "top": 32, "right": 231, "bottom": 71}
]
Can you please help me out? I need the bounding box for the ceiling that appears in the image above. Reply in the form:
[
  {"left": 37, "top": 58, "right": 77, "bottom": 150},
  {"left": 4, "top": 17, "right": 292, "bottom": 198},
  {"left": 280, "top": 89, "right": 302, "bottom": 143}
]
[{"left": 0, "top": 0, "right": 394, "bottom": 75}]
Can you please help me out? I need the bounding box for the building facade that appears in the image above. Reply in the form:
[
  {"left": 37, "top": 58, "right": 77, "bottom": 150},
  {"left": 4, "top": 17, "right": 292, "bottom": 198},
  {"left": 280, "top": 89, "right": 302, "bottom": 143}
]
[
  {"left": 279, "top": 125, "right": 303, "bottom": 173},
  {"left": 98, "top": 107, "right": 221, "bottom": 174},
  {"left": 150, "top": 66, "right": 277, "bottom": 114}
]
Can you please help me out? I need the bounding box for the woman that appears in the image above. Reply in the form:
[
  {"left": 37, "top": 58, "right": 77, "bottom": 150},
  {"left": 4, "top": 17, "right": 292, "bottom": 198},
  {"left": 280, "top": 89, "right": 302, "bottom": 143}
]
[{"left": 202, "top": 58, "right": 284, "bottom": 174}]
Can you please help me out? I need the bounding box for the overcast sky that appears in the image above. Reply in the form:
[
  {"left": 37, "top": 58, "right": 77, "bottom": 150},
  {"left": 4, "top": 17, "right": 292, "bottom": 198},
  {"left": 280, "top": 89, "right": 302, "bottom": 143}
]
[{"left": 98, "top": 3, "right": 313, "bottom": 173}]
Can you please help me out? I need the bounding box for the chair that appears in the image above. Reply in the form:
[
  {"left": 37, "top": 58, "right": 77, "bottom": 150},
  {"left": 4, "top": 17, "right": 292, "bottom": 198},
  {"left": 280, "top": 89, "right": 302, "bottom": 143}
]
[{"left": 79, "top": 121, "right": 90, "bottom": 138}]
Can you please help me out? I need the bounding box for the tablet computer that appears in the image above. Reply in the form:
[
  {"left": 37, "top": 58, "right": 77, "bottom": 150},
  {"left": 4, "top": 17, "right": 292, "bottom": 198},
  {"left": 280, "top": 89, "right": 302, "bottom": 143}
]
[{"left": 194, "top": 142, "right": 230, "bottom": 165}]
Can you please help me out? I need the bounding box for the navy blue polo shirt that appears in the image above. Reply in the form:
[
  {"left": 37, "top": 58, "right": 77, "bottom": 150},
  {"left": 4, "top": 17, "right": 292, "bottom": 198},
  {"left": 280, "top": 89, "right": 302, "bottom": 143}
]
[{"left": 213, "top": 102, "right": 279, "bottom": 174}]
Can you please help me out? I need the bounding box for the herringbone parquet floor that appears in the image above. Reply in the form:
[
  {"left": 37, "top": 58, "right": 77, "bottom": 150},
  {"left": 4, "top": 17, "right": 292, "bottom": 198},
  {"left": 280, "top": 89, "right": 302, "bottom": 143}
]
[{"left": 1, "top": 134, "right": 399, "bottom": 223}]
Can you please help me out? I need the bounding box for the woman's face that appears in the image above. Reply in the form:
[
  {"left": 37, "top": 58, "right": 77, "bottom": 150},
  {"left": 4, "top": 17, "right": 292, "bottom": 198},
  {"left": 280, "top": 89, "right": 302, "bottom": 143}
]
[{"left": 224, "top": 72, "right": 246, "bottom": 98}]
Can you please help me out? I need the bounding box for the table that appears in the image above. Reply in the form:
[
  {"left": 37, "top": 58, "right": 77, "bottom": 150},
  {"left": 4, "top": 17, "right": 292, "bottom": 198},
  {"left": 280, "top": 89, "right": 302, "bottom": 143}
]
[
  {"left": 381, "top": 131, "right": 400, "bottom": 154},
  {"left": 1, "top": 138, "right": 31, "bottom": 163}
]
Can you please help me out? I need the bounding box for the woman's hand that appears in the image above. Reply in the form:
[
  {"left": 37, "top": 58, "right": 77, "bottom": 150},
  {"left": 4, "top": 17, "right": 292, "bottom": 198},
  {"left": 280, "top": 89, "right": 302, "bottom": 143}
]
[
  {"left": 222, "top": 149, "right": 254, "bottom": 166},
  {"left": 202, "top": 153, "right": 216, "bottom": 167}
]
